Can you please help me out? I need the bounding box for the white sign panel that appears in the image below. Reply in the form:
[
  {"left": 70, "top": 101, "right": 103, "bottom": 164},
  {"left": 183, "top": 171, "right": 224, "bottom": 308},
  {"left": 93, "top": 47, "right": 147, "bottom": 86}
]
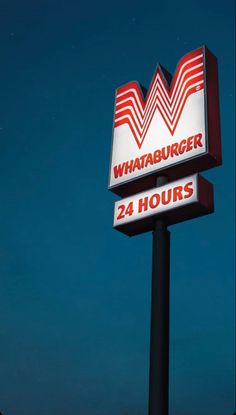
[
  {"left": 113, "top": 174, "right": 214, "bottom": 236},
  {"left": 109, "top": 46, "right": 221, "bottom": 197}
]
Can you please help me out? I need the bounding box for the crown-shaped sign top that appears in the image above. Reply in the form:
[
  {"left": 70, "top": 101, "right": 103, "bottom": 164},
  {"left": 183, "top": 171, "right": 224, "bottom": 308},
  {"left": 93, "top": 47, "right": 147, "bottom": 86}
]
[{"left": 114, "top": 47, "right": 204, "bottom": 148}]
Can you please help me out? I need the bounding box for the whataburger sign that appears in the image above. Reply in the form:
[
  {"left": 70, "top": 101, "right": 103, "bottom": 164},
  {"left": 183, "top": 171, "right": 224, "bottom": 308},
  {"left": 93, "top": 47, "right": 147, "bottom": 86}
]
[
  {"left": 108, "top": 46, "right": 221, "bottom": 413},
  {"left": 109, "top": 46, "right": 221, "bottom": 199}
]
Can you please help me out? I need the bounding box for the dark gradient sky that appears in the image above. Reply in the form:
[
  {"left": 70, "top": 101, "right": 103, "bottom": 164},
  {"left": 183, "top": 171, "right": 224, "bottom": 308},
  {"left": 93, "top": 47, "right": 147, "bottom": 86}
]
[{"left": 0, "top": 1, "right": 235, "bottom": 414}]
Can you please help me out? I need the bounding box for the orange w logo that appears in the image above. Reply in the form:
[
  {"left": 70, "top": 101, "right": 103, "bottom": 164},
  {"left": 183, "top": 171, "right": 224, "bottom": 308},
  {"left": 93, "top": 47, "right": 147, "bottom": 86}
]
[{"left": 114, "top": 47, "right": 204, "bottom": 149}]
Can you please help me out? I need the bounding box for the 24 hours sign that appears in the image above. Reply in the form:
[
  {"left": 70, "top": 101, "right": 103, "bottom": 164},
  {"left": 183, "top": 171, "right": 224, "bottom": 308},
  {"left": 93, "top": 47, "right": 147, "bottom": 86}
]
[{"left": 113, "top": 174, "right": 214, "bottom": 236}]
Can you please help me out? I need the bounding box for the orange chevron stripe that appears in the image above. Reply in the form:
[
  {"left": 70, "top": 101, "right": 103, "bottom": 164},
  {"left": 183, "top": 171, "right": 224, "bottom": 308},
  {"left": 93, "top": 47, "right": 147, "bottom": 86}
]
[{"left": 114, "top": 47, "right": 205, "bottom": 148}]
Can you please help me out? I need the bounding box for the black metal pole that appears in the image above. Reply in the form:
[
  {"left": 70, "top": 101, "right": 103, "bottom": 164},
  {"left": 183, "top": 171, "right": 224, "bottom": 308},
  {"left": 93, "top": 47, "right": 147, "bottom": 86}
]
[{"left": 148, "top": 176, "right": 170, "bottom": 415}]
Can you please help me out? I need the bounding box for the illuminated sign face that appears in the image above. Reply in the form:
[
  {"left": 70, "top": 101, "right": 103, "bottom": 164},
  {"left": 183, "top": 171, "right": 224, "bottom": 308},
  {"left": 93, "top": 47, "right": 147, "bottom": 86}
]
[
  {"left": 109, "top": 46, "right": 221, "bottom": 197},
  {"left": 113, "top": 174, "right": 214, "bottom": 236}
]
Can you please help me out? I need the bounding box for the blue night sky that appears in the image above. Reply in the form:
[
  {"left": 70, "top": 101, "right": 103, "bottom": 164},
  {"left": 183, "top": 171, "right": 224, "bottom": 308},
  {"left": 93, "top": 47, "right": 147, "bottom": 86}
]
[{"left": 0, "top": 1, "right": 235, "bottom": 414}]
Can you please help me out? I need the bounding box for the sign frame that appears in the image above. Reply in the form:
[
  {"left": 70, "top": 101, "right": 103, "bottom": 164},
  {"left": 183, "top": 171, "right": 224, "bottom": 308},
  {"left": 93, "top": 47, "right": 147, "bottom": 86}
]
[{"left": 108, "top": 46, "right": 221, "bottom": 198}]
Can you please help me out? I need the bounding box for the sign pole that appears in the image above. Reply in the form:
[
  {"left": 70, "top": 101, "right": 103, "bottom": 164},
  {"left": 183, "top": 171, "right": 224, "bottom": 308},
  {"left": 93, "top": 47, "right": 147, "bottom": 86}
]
[{"left": 148, "top": 176, "right": 170, "bottom": 415}]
